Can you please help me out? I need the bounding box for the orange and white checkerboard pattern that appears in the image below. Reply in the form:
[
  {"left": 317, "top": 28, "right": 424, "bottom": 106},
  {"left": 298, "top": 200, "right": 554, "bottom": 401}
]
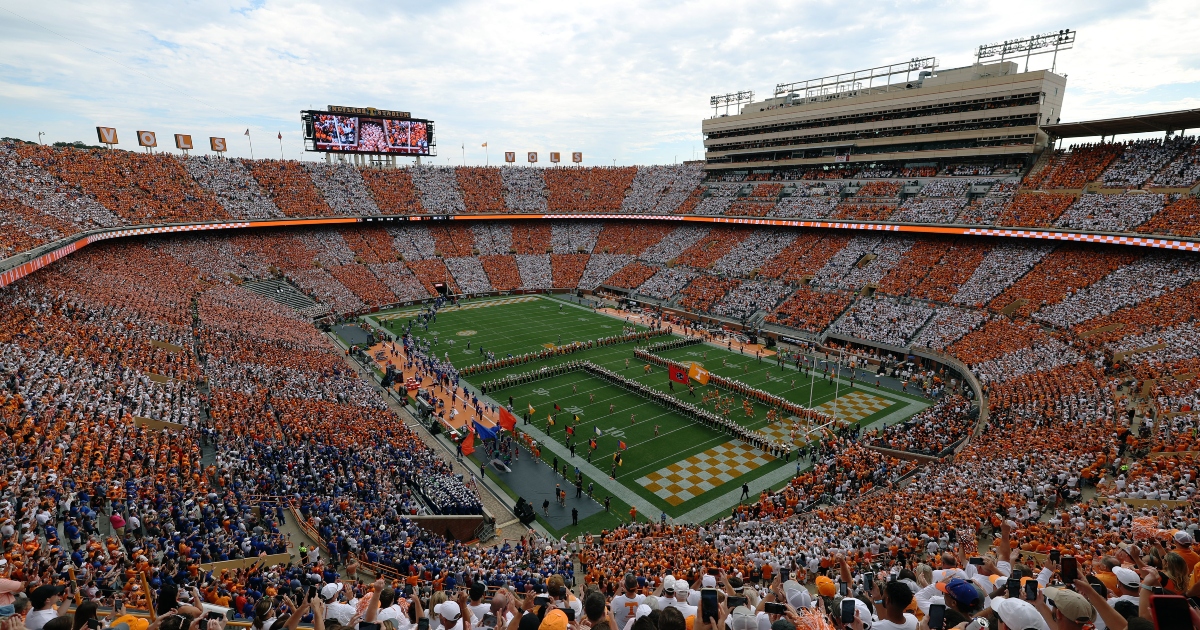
[
  {"left": 815, "top": 390, "right": 892, "bottom": 422},
  {"left": 637, "top": 441, "right": 774, "bottom": 507}
]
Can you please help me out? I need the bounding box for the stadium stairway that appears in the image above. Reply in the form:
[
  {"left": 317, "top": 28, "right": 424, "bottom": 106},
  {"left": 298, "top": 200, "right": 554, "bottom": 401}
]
[{"left": 242, "top": 278, "right": 322, "bottom": 314}]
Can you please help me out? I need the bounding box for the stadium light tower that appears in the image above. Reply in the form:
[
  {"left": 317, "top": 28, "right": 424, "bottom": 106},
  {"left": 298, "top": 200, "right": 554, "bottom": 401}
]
[
  {"left": 709, "top": 91, "right": 755, "bottom": 117},
  {"left": 975, "top": 30, "right": 1076, "bottom": 73}
]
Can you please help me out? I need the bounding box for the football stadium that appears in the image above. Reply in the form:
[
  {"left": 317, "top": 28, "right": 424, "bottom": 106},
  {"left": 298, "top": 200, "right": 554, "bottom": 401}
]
[{"left": 1, "top": 6, "right": 1199, "bottom": 630}]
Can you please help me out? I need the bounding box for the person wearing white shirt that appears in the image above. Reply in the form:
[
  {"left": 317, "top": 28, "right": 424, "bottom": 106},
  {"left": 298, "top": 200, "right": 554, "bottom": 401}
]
[{"left": 610, "top": 575, "right": 645, "bottom": 630}]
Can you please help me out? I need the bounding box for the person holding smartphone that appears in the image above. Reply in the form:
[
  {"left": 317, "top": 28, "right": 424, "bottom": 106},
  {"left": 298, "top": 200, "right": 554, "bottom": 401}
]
[{"left": 869, "top": 581, "right": 918, "bottom": 630}]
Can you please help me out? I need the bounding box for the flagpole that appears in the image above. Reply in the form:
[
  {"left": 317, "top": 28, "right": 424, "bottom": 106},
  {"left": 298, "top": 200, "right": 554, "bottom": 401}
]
[
  {"left": 278, "top": 133, "right": 284, "bottom": 160},
  {"left": 832, "top": 348, "right": 843, "bottom": 427},
  {"left": 462, "top": 143, "right": 466, "bottom": 166},
  {"left": 245, "top": 129, "right": 254, "bottom": 160},
  {"left": 485, "top": 143, "right": 489, "bottom": 166}
]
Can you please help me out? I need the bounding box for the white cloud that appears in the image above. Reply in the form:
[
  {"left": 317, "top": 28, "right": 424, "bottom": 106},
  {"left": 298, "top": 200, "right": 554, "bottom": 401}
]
[{"left": 0, "top": 0, "right": 1196, "bottom": 163}]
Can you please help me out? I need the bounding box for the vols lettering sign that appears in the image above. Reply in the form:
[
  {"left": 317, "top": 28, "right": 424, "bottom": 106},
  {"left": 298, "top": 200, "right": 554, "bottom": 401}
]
[
  {"left": 527, "top": 151, "right": 537, "bottom": 164},
  {"left": 210, "top": 137, "right": 228, "bottom": 152},
  {"left": 550, "top": 152, "right": 561, "bottom": 163},
  {"left": 572, "top": 152, "right": 583, "bottom": 163},
  {"left": 137, "top": 131, "right": 157, "bottom": 148},
  {"left": 174, "top": 134, "right": 193, "bottom": 150},
  {"left": 95, "top": 126, "right": 118, "bottom": 145},
  {"left": 504, "top": 151, "right": 516, "bottom": 163}
]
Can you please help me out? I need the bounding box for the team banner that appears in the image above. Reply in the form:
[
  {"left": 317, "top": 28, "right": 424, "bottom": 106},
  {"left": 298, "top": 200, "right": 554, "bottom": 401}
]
[
  {"left": 669, "top": 364, "right": 689, "bottom": 384},
  {"left": 498, "top": 407, "right": 517, "bottom": 432},
  {"left": 96, "top": 127, "right": 118, "bottom": 145},
  {"left": 688, "top": 363, "right": 710, "bottom": 385},
  {"left": 137, "top": 131, "right": 157, "bottom": 147}
]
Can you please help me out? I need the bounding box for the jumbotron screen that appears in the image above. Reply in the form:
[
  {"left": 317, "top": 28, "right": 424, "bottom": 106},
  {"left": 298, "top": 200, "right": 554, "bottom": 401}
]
[{"left": 307, "top": 112, "right": 432, "bottom": 155}]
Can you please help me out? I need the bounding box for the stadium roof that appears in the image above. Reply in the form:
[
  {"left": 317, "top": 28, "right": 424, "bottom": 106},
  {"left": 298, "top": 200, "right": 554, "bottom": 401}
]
[{"left": 1042, "top": 108, "right": 1200, "bottom": 138}]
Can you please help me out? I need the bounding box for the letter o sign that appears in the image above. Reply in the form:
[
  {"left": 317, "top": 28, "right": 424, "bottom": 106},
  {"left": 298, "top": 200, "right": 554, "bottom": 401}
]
[
  {"left": 527, "top": 151, "right": 537, "bottom": 163},
  {"left": 137, "top": 130, "right": 157, "bottom": 147}
]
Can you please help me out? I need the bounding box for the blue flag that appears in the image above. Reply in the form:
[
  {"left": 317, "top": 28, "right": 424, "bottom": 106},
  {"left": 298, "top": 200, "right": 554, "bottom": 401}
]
[
  {"left": 474, "top": 421, "right": 497, "bottom": 441},
  {"left": 593, "top": 426, "right": 602, "bottom": 437}
]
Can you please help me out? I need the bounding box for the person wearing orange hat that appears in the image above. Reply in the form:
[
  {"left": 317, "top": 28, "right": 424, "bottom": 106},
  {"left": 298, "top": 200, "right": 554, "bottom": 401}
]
[
  {"left": 539, "top": 608, "right": 568, "bottom": 630},
  {"left": 814, "top": 576, "right": 837, "bottom": 599}
]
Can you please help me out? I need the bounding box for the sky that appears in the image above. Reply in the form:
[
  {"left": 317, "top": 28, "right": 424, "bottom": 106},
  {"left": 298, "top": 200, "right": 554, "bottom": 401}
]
[{"left": 1, "top": 0, "right": 1198, "bottom": 165}]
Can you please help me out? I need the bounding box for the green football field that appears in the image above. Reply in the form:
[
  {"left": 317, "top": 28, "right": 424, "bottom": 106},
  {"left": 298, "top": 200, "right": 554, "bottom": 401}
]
[{"left": 363, "top": 295, "right": 928, "bottom": 535}]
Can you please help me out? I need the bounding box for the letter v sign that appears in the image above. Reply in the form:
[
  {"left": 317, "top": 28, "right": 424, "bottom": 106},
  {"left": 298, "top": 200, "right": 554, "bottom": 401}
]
[{"left": 96, "top": 127, "right": 118, "bottom": 145}]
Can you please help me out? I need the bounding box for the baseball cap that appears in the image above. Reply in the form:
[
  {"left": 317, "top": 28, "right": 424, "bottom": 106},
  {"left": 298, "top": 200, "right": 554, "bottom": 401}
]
[
  {"left": 436, "top": 601, "right": 463, "bottom": 630},
  {"left": 701, "top": 575, "right": 717, "bottom": 589},
  {"left": 991, "top": 598, "right": 1051, "bottom": 630},
  {"left": 729, "top": 608, "right": 758, "bottom": 630},
  {"left": 663, "top": 575, "right": 676, "bottom": 593},
  {"left": 539, "top": 609, "right": 568, "bottom": 630},
  {"left": 935, "top": 579, "right": 980, "bottom": 606},
  {"left": 1112, "top": 567, "right": 1141, "bottom": 588},
  {"left": 815, "top": 576, "right": 837, "bottom": 598},
  {"left": 634, "top": 605, "right": 652, "bottom": 621},
  {"left": 0, "top": 605, "right": 15, "bottom": 619},
  {"left": 112, "top": 616, "right": 149, "bottom": 630},
  {"left": 1174, "top": 531, "right": 1194, "bottom": 545},
  {"left": 1042, "top": 587, "right": 1095, "bottom": 624},
  {"left": 784, "top": 584, "right": 811, "bottom": 609},
  {"left": 320, "top": 583, "right": 341, "bottom": 602},
  {"left": 30, "top": 585, "right": 63, "bottom": 609}
]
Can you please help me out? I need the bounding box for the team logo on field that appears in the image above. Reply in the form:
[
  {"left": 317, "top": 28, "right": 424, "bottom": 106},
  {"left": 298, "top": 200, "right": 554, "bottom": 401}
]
[{"left": 456, "top": 330, "right": 477, "bottom": 336}]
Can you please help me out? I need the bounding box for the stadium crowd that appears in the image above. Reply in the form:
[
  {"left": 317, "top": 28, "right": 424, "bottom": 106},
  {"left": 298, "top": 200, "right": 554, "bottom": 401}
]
[{"left": 6, "top": 139, "right": 1200, "bottom": 630}]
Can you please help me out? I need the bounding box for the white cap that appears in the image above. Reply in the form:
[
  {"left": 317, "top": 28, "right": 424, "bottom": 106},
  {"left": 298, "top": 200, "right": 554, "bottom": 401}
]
[
  {"left": 1174, "top": 531, "right": 1194, "bottom": 545},
  {"left": 701, "top": 575, "right": 717, "bottom": 589},
  {"left": 320, "top": 583, "right": 340, "bottom": 602},
  {"left": 662, "top": 576, "right": 676, "bottom": 592},
  {"left": 1112, "top": 567, "right": 1140, "bottom": 588},
  {"left": 435, "top": 601, "right": 462, "bottom": 622},
  {"left": 634, "top": 605, "right": 652, "bottom": 620}
]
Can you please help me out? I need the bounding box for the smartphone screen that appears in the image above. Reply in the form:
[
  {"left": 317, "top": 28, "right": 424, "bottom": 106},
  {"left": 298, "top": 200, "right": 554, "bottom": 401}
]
[
  {"left": 780, "top": 568, "right": 789, "bottom": 583},
  {"left": 534, "top": 596, "right": 549, "bottom": 606},
  {"left": 563, "top": 610, "right": 575, "bottom": 623},
  {"left": 863, "top": 572, "right": 874, "bottom": 591},
  {"left": 969, "top": 557, "right": 983, "bottom": 566},
  {"left": 1060, "top": 556, "right": 1078, "bottom": 583},
  {"left": 1008, "top": 577, "right": 1022, "bottom": 599},
  {"left": 763, "top": 603, "right": 787, "bottom": 615},
  {"left": 727, "top": 597, "right": 747, "bottom": 609},
  {"left": 841, "top": 599, "right": 856, "bottom": 625},
  {"left": 360, "top": 623, "right": 382, "bottom": 630},
  {"left": 1048, "top": 550, "right": 1060, "bottom": 563},
  {"left": 838, "top": 582, "right": 848, "bottom": 597},
  {"left": 707, "top": 568, "right": 721, "bottom": 577},
  {"left": 1025, "top": 580, "right": 1038, "bottom": 601},
  {"left": 417, "top": 619, "right": 430, "bottom": 630},
  {"left": 700, "top": 588, "right": 719, "bottom": 622},
  {"left": 1150, "top": 595, "right": 1191, "bottom": 629},
  {"left": 927, "top": 603, "right": 945, "bottom": 630}
]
